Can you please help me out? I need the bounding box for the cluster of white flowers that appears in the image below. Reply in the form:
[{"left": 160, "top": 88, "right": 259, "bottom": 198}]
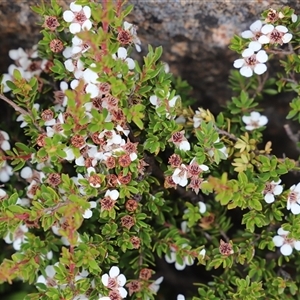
[
  {"left": 234, "top": 9, "right": 296, "bottom": 77},
  {"left": 0, "top": 2, "right": 145, "bottom": 296},
  {"left": 172, "top": 158, "right": 209, "bottom": 190},
  {"left": 1, "top": 46, "right": 47, "bottom": 92}
]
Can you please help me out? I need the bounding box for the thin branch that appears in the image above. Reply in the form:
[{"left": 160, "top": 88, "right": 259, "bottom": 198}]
[{"left": 0, "top": 94, "right": 30, "bottom": 116}]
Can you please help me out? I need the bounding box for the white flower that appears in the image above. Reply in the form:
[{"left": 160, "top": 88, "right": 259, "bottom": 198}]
[
  {"left": 4, "top": 224, "right": 28, "bottom": 250},
  {"left": 234, "top": 48, "right": 268, "bottom": 77},
  {"left": 148, "top": 276, "right": 163, "bottom": 295},
  {"left": 37, "top": 264, "right": 57, "bottom": 287},
  {"left": 199, "top": 248, "right": 206, "bottom": 258},
  {"left": 177, "top": 295, "right": 185, "bottom": 300},
  {"left": 0, "top": 130, "right": 10, "bottom": 151},
  {"left": 263, "top": 180, "right": 283, "bottom": 203},
  {"left": 63, "top": 2, "right": 92, "bottom": 34},
  {"left": 193, "top": 110, "right": 203, "bottom": 128},
  {"left": 112, "top": 47, "right": 135, "bottom": 70},
  {"left": 242, "top": 111, "right": 268, "bottom": 131},
  {"left": 287, "top": 183, "right": 300, "bottom": 215},
  {"left": 64, "top": 58, "right": 84, "bottom": 79},
  {"left": 105, "top": 189, "right": 120, "bottom": 201},
  {"left": 208, "top": 137, "right": 228, "bottom": 159},
  {"left": 0, "top": 161, "right": 13, "bottom": 183},
  {"left": 258, "top": 24, "right": 292, "bottom": 45},
  {"left": 123, "top": 21, "right": 142, "bottom": 52},
  {"left": 273, "top": 227, "right": 300, "bottom": 256},
  {"left": 82, "top": 201, "right": 97, "bottom": 219},
  {"left": 172, "top": 164, "right": 188, "bottom": 187},
  {"left": 165, "top": 245, "right": 194, "bottom": 271},
  {"left": 241, "top": 20, "right": 263, "bottom": 39},
  {"left": 72, "top": 35, "right": 90, "bottom": 55},
  {"left": 101, "top": 266, "right": 127, "bottom": 298},
  {"left": 198, "top": 201, "right": 207, "bottom": 214}
]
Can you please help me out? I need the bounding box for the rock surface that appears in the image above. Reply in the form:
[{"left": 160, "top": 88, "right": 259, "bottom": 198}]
[{"left": 0, "top": 0, "right": 300, "bottom": 109}]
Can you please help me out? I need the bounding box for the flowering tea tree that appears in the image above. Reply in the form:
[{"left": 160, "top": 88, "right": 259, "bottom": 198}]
[{"left": 0, "top": 1, "right": 300, "bottom": 299}]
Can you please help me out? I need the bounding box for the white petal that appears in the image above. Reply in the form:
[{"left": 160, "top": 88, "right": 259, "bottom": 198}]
[
  {"left": 250, "top": 20, "right": 262, "bottom": 32},
  {"left": 101, "top": 274, "right": 109, "bottom": 286},
  {"left": 117, "top": 47, "right": 127, "bottom": 59},
  {"left": 291, "top": 203, "right": 300, "bottom": 215},
  {"left": 64, "top": 59, "right": 75, "bottom": 72},
  {"left": 177, "top": 294, "right": 185, "bottom": 300},
  {"left": 198, "top": 201, "right": 206, "bottom": 213},
  {"left": 20, "top": 166, "right": 33, "bottom": 179},
  {"left": 82, "top": 20, "right": 92, "bottom": 31},
  {"left": 282, "top": 33, "right": 292, "bottom": 44},
  {"left": 72, "top": 36, "right": 82, "bottom": 46},
  {"left": 175, "top": 261, "right": 186, "bottom": 271},
  {"left": 240, "top": 66, "right": 253, "bottom": 77},
  {"left": 273, "top": 185, "right": 283, "bottom": 194},
  {"left": 200, "top": 164, "right": 209, "bottom": 171},
  {"left": 82, "top": 209, "right": 92, "bottom": 219},
  {"left": 258, "top": 115, "right": 268, "bottom": 126},
  {"left": 273, "top": 235, "right": 284, "bottom": 247},
  {"left": 45, "top": 265, "right": 56, "bottom": 277},
  {"left": 117, "top": 274, "right": 126, "bottom": 286},
  {"left": 261, "top": 24, "right": 274, "bottom": 34},
  {"left": 233, "top": 59, "right": 245, "bottom": 69},
  {"left": 275, "top": 25, "right": 288, "bottom": 33},
  {"left": 109, "top": 266, "right": 120, "bottom": 277},
  {"left": 264, "top": 193, "right": 275, "bottom": 203},
  {"left": 179, "top": 141, "right": 191, "bottom": 151},
  {"left": 1, "top": 141, "right": 10, "bottom": 151},
  {"left": 150, "top": 95, "right": 158, "bottom": 106},
  {"left": 71, "top": 79, "right": 79, "bottom": 89},
  {"left": 178, "top": 177, "right": 188, "bottom": 187},
  {"left": 63, "top": 10, "right": 75, "bottom": 22},
  {"left": 250, "top": 111, "right": 260, "bottom": 120},
  {"left": 241, "top": 30, "right": 254, "bottom": 39},
  {"left": 126, "top": 58, "right": 135, "bottom": 70},
  {"left": 0, "top": 131, "right": 9, "bottom": 140},
  {"left": 280, "top": 244, "right": 293, "bottom": 256},
  {"left": 83, "top": 6, "right": 91, "bottom": 18},
  {"left": 256, "top": 50, "right": 268, "bottom": 63},
  {"left": 294, "top": 241, "right": 300, "bottom": 250},
  {"left": 242, "top": 48, "right": 254, "bottom": 57},
  {"left": 108, "top": 189, "right": 119, "bottom": 200},
  {"left": 83, "top": 68, "right": 98, "bottom": 84},
  {"left": 86, "top": 83, "right": 99, "bottom": 98},
  {"left": 199, "top": 248, "right": 206, "bottom": 257},
  {"left": 62, "top": 47, "right": 73, "bottom": 58},
  {"left": 70, "top": 23, "right": 81, "bottom": 34},
  {"left": 165, "top": 252, "right": 176, "bottom": 263},
  {"left": 90, "top": 201, "right": 97, "bottom": 209},
  {"left": 258, "top": 35, "right": 270, "bottom": 44},
  {"left": 70, "top": 2, "right": 82, "bottom": 12},
  {"left": 118, "top": 287, "right": 128, "bottom": 298},
  {"left": 254, "top": 63, "right": 267, "bottom": 75},
  {"left": 248, "top": 41, "right": 262, "bottom": 51}
]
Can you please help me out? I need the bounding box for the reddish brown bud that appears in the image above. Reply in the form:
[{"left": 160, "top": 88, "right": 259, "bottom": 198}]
[
  {"left": 219, "top": 239, "right": 234, "bottom": 256},
  {"left": 49, "top": 39, "right": 64, "bottom": 53},
  {"left": 121, "top": 215, "right": 135, "bottom": 230},
  {"left": 125, "top": 199, "right": 138, "bottom": 212}
]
